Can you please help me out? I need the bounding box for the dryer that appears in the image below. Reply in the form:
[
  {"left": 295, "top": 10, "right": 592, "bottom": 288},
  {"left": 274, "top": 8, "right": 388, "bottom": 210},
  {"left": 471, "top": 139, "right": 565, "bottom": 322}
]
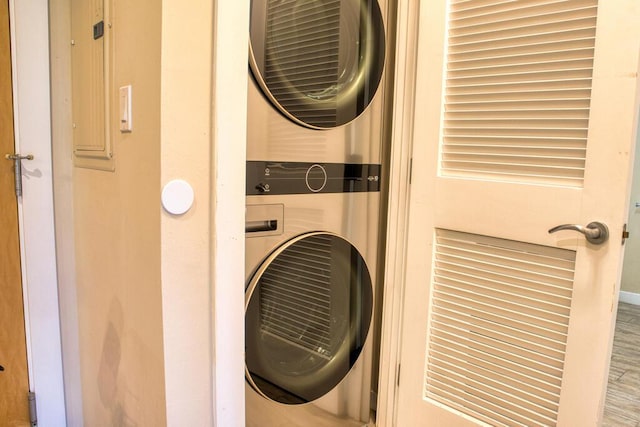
[
  {"left": 245, "top": 0, "right": 389, "bottom": 425},
  {"left": 245, "top": 163, "right": 382, "bottom": 425}
]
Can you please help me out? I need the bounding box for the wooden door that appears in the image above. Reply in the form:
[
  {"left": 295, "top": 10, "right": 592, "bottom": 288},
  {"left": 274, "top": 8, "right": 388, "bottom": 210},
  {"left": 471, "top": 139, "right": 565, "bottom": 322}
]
[
  {"left": 397, "top": 0, "right": 640, "bottom": 426},
  {"left": 0, "top": 0, "right": 30, "bottom": 424}
]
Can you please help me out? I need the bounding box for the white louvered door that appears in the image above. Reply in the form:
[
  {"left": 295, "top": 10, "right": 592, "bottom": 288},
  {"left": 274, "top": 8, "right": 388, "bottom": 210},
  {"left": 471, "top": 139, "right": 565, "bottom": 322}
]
[{"left": 396, "top": 1, "right": 640, "bottom": 426}]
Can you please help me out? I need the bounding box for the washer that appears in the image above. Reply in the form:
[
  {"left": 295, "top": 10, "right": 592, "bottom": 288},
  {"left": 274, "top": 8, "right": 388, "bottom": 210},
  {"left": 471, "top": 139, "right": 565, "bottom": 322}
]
[{"left": 245, "top": 162, "right": 381, "bottom": 425}]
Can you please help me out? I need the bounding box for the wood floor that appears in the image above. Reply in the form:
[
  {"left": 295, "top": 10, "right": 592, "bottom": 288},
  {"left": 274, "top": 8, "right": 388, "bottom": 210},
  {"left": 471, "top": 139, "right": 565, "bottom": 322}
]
[{"left": 603, "top": 302, "right": 640, "bottom": 426}]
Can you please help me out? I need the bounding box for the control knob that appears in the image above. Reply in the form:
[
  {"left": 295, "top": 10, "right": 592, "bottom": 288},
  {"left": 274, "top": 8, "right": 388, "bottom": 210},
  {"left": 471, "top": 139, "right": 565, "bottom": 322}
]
[
  {"left": 255, "top": 183, "right": 270, "bottom": 193},
  {"left": 305, "top": 164, "right": 327, "bottom": 192}
]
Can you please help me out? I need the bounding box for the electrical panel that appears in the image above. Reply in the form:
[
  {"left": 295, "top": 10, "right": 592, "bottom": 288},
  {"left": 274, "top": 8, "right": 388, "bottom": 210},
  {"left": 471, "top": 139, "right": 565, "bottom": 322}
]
[{"left": 71, "top": 0, "right": 114, "bottom": 170}]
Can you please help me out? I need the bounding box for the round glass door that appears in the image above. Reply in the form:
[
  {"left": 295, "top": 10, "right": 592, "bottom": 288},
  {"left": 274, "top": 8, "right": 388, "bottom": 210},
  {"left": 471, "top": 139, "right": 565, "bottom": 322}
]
[
  {"left": 245, "top": 232, "right": 373, "bottom": 404},
  {"left": 249, "top": 0, "right": 386, "bottom": 129}
]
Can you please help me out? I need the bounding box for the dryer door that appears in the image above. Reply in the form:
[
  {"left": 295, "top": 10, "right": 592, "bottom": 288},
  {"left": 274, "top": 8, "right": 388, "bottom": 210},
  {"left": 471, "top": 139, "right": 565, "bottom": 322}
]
[
  {"left": 245, "top": 232, "right": 373, "bottom": 404},
  {"left": 249, "top": 0, "right": 386, "bottom": 129}
]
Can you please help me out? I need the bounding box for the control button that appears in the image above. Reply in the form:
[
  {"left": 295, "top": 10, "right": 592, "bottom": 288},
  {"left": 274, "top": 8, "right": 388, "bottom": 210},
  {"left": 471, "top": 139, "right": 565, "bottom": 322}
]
[
  {"left": 305, "top": 164, "right": 327, "bottom": 192},
  {"left": 255, "top": 183, "right": 270, "bottom": 193}
]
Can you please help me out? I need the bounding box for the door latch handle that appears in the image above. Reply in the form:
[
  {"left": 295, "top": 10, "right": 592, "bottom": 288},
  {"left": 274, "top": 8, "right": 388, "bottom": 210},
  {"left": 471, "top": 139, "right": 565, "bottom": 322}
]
[
  {"left": 4, "top": 153, "right": 33, "bottom": 197},
  {"left": 548, "top": 221, "right": 609, "bottom": 245}
]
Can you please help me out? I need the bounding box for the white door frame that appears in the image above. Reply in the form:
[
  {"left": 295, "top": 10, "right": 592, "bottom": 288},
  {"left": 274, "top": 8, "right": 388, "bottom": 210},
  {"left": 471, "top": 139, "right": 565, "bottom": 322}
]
[
  {"left": 9, "top": 0, "right": 66, "bottom": 424},
  {"left": 375, "top": 0, "right": 419, "bottom": 424}
]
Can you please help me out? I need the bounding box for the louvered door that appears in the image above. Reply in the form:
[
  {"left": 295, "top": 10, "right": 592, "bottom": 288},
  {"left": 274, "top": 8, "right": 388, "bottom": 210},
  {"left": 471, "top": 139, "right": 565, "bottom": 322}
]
[
  {"left": 396, "top": 0, "right": 640, "bottom": 426},
  {"left": 442, "top": 1, "right": 598, "bottom": 186}
]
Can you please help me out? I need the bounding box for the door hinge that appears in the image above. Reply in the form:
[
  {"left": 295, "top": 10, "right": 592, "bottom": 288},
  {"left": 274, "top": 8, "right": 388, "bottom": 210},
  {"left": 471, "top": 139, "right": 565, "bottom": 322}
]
[
  {"left": 396, "top": 364, "right": 401, "bottom": 386},
  {"left": 408, "top": 158, "right": 413, "bottom": 184},
  {"left": 28, "top": 391, "right": 37, "bottom": 426},
  {"left": 622, "top": 224, "right": 630, "bottom": 245},
  {"left": 4, "top": 153, "right": 34, "bottom": 197}
]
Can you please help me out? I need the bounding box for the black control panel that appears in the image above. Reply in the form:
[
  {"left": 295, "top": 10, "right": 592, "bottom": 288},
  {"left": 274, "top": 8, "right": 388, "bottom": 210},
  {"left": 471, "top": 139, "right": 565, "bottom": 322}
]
[{"left": 246, "top": 161, "right": 381, "bottom": 195}]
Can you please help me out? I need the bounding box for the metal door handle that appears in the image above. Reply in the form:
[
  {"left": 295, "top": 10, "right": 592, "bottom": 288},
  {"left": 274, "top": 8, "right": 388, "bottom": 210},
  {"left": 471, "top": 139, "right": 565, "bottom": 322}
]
[
  {"left": 245, "top": 219, "right": 278, "bottom": 233},
  {"left": 4, "top": 153, "right": 33, "bottom": 197},
  {"left": 548, "top": 221, "right": 609, "bottom": 245}
]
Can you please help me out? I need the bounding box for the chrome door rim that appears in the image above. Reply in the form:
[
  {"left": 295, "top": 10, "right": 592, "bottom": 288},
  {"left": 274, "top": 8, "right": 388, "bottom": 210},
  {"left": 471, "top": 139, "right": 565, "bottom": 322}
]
[
  {"left": 244, "top": 231, "right": 374, "bottom": 404},
  {"left": 248, "top": 0, "right": 386, "bottom": 129}
]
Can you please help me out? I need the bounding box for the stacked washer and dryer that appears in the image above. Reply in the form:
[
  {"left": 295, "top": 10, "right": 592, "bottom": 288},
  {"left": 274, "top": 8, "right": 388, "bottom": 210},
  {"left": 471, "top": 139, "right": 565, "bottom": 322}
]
[{"left": 245, "top": 0, "right": 390, "bottom": 425}]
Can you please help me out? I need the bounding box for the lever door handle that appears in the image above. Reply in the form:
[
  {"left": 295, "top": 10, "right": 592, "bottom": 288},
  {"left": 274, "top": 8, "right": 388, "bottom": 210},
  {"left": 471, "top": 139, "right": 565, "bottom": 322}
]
[{"left": 548, "top": 221, "right": 609, "bottom": 245}]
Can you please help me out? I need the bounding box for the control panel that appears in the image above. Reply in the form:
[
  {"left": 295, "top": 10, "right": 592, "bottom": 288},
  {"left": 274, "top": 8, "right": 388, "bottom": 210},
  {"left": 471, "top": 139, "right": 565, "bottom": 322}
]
[{"left": 246, "top": 161, "right": 381, "bottom": 196}]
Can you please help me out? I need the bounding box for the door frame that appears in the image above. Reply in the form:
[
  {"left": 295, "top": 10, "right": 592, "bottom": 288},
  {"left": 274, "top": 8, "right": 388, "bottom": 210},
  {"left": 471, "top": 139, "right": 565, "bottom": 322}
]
[
  {"left": 375, "top": 0, "right": 419, "bottom": 424},
  {"left": 9, "top": 0, "right": 66, "bottom": 424}
]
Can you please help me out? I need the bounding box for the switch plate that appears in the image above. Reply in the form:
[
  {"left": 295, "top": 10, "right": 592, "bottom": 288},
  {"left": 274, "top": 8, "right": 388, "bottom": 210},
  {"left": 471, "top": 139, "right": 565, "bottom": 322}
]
[{"left": 119, "top": 85, "right": 132, "bottom": 132}]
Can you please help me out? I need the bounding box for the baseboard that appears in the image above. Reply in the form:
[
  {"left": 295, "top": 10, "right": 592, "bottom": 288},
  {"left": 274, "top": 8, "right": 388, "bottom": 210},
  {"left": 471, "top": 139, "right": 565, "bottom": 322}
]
[{"left": 619, "top": 291, "right": 640, "bottom": 306}]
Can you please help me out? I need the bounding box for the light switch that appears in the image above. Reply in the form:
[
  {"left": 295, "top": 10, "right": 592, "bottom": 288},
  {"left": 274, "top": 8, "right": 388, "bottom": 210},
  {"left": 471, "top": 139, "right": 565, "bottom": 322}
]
[{"left": 119, "top": 85, "right": 132, "bottom": 132}]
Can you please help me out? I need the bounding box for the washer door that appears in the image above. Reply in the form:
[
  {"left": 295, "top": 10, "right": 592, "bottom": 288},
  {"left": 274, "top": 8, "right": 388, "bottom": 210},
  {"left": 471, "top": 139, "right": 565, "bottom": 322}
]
[
  {"left": 249, "top": 0, "right": 386, "bottom": 129},
  {"left": 245, "top": 232, "right": 373, "bottom": 404}
]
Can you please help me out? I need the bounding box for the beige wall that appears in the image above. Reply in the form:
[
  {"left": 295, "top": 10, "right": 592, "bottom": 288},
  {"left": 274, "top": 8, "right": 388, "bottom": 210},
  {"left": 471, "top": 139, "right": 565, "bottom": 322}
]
[
  {"left": 52, "top": 0, "right": 248, "bottom": 423},
  {"left": 56, "top": 0, "right": 167, "bottom": 424},
  {"left": 160, "top": 1, "right": 248, "bottom": 424},
  {"left": 159, "top": 0, "right": 214, "bottom": 424}
]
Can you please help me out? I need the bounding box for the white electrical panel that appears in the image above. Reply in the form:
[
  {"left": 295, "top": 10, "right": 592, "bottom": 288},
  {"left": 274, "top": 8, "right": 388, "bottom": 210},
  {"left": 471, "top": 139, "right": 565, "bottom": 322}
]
[{"left": 71, "top": 0, "right": 114, "bottom": 170}]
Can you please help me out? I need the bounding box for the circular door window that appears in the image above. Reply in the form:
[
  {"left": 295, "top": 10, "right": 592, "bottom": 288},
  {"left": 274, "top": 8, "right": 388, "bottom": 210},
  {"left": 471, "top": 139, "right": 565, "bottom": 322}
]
[
  {"left": 245, "top": 232, "right": 374, "bottom": 404},
  {"left": 249, "top": 0, "right": 386, "bottom": 129}
]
